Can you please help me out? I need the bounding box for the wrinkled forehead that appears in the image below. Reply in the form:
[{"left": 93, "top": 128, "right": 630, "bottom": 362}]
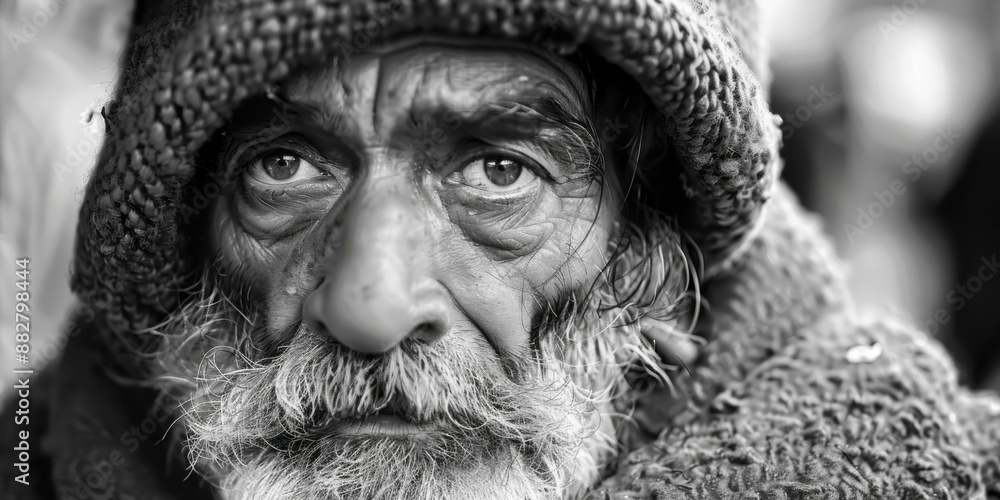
[{"left": 281, "top": 37, "right": 591, "bottom": 138}]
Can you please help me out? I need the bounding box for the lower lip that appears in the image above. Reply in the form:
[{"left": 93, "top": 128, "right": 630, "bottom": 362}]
[{"left": 333, "top": 414, "right": 434, "bottom": 437}]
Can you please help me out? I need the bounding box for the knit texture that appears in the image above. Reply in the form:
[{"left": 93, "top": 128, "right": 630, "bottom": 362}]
[
  {"left": 600, "top": 185, "right": 1000, "bottom": 498},
  {"left": 34, "top": 0, "right": 1000, "bottom": 498},
  {"left": 72, "top": 0, "right": 781, "bottom": 332}
]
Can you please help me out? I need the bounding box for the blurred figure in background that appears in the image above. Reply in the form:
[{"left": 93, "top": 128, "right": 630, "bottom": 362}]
[
  {"left": 935, "top": 1, "right": 1000, "bottom": 389},
  {"left": 938, "top": 100, "right": 1000, "bottom": 390},
  {"left": 0, "top": 0, "right": 130, "bottom": 395},
  {"left": 767, "top": 0, "right": 999, "bottom": 389}
]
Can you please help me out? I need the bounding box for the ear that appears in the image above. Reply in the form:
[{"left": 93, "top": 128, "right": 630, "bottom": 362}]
[
  {"left": 641, "top": 316, "right": 700, "bottom": 369},
  {"left": 631, "top": 317, "right": 700, "bottom": 437}
]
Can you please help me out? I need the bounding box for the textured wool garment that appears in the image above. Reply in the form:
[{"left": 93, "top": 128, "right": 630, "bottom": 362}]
[{"left": 2, "top": 0, "right": 997, "bottom": 499}]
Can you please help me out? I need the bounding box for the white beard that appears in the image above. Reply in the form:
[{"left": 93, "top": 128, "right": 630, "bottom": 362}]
[
  {"left": 216, "top": 431, "right": 571, "bottom": 500},
  {"left": 149, "top": 218, "right": 690, "bottom": 499},
  {"left": 156, "top": 311, "right": 631, "bottom": 499}
]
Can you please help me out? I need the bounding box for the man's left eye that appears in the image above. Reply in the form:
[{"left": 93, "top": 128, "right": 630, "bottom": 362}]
[
  {"left": 452, "top": 156, "right": 537, "bottom": 192},
  {"left": 247, "top": 150, "right": 326, "bottom": 185}
]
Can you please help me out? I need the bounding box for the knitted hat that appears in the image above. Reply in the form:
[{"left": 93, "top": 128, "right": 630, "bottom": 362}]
[{"left": 72, "top": 0, "right": 781, "bottom": 331}]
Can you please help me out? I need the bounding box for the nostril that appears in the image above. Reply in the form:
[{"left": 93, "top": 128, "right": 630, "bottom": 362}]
[{"left": 410, "top": 321, "right": 446, "bottom": 344}]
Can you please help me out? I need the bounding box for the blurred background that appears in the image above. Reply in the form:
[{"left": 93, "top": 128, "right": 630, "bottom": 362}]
[
  {"left": 1, "top": 0, "right": 998, "bottom": 396},
  {"left": 766, "top": 0, "right": 1000, "bottom": 390}
]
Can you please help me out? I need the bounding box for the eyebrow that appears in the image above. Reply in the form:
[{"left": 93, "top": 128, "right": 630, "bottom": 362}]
[
  {"left": 399, "top": 95, "right": 603, "bottom": 177},
  {"left": 220, "top": 94, "right": 355, "bottom": 160},
  {"left": 220, "top": 95, "right": 311, "bottom": 140},
  {"left": 224, "top": 91, "right": 603, "bottom": 178}
]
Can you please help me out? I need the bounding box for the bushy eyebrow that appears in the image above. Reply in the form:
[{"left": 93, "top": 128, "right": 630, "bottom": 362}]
[
  {"left": 218, "top": 94, "right": 356, "bottom": 162},
  {"left": 398, "top": 95, "right": 603, "bottom": 178},
  {"left": 219, "top": 95, "right": 320, "bottom": 144},
  {"left": 222, "top": 90, "right": 603, "bottom": 179}
]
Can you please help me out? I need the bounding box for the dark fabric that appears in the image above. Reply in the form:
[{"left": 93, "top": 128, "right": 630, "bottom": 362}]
[
  {"left": 1, "top": 316, "right": 215, "bottom": 500},
  {"left": 1, "top": 369, "right": 56, "bottom": 500},
  {"left": 937, "top": 103, "right": 1000, "bottom": 387}
]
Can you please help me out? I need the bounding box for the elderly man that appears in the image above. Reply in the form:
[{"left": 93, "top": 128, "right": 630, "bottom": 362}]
[{"left": 3, "top": 0, "right": 1000, "bottom": 499}]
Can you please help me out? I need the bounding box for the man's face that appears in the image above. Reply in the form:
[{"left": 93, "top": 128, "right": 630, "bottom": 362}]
[
  {"left": 156, "top": 40, "right": 681, "bottom": 499},
  {"left": 216, "top": 40, "right": 617, "bottom": 359}
]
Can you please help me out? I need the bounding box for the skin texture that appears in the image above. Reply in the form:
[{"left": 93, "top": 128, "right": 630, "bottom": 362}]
[
  {"left": 212, "top": 41, "right": 618, "bottom": 363},
  {"left": 186, "top": 39, "right": 699, "bottom": 499}
]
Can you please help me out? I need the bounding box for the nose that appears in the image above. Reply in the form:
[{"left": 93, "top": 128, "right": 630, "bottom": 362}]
[{"left": 302, "top": 179, "right": 451, "bottom": 353}]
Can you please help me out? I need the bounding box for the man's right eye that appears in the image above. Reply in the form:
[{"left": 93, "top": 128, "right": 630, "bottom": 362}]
[{"left": 246, "top": 150, "right": 328, "bottom": 185}]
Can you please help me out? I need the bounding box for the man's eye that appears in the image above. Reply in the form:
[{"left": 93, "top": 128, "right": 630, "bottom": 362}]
[
  {"left": 246, "top": 150, "right": 326, "bottom": 185},
  {"left": 454, "top": 156, "right": 537, "bottom": 192}
]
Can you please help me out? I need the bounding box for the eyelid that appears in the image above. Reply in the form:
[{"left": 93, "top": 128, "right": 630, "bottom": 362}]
[
  {"left": 238, "top": 134, "right": 349, "bottom": 177},
  {"left": 443, "top": 142, "right": 554, "bottom": 182},
  {"left": 441, "top": 158, "right": 542, "bottom": 205},
  {"left": 246, "top": 154, "right": 326, "bottom": 185}
]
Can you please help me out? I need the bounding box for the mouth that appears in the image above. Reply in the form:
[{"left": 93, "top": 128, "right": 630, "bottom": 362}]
[{"left": 329, "top": 407, "right": 438, "bottom": 438}]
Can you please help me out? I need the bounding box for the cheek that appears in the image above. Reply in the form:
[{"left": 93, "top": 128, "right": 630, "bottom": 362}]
[
  {"left": 441, "top": 183, "right": 557, "bottom": 260},
  {"left": 210, "top": 197, "right": 317, "bottom": 330},
  {"left": 522, "top": 192, "right": 614, "bottom": 296},
  {"left": 437, "top": 187, "right": 613, "bottom": 355},
  {"left": 210, "top": 176, "right": 615, "bottom": 354},
  {"left": 212, "top": 199, "right": 274, "bottom": 281}
]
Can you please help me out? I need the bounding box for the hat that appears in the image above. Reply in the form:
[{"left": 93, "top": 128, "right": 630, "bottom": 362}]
[{"left": 72, "top": 0, "right": 781, "bottom": 331}]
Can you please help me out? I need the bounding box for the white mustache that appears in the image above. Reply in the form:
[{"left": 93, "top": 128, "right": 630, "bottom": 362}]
[
  {"left": 144, "top": 210, "right": 693, "bottom": 499},
  {"left": 176, "top": 318, "right": 583, "bottom": 459}
]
